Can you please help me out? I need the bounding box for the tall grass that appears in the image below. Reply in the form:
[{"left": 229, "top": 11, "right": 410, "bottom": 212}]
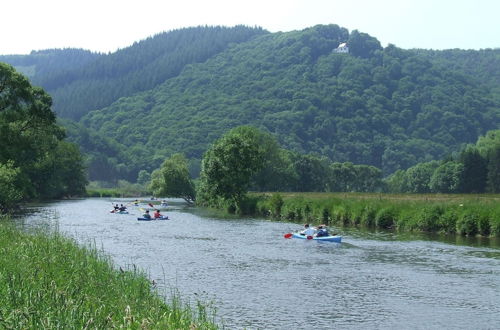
[
  {"left": 253, "top": 192, "right": 500, "bottom": 237},
  {"left": 0, "top": 219, "right": 218, "bottom": 329}
]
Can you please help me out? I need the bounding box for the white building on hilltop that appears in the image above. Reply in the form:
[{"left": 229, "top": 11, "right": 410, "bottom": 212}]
[{"left": 333, "top": 42, "right": 349, "bottom": 53}]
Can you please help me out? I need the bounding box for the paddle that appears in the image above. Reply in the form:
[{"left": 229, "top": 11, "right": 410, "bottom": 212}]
[
  {"left": 148, "top": 203, "right": 154, "bottom": 208},
  {"left": 307, "top": 235, "right": 313, "bottom": 240},
  {"left": 284, "top": 233, "right": 293, "bottom": 239}
]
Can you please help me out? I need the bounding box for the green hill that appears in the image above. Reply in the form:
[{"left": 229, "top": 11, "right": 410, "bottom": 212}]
[
  {"left": 1, "top": 26, "right": 267, "bottom": 120},
  {"left": 2, "top": 24, "right": 500, "bottom": 182},
  {"left": 81, "top": 25, "right": 500, "bottom": 177}
]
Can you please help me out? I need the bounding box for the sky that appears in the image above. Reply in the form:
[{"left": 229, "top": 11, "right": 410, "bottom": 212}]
[{"left": 1, "top": 0, "right": 499, "bottom": 55}]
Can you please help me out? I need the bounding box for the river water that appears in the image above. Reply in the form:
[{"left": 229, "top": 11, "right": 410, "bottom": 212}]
[{"left": 18, "top": 198, "right": 500, "bottom": 329}]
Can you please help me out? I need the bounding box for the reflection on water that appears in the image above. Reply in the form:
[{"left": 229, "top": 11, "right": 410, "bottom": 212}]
[{"left": 18, "top": 198, "right": 500, "bottom": 329}]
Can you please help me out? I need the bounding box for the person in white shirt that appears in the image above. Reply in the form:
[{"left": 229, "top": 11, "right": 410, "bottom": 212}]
[{"left": 300, "top": 223, "right": 316, "bottom": 236}]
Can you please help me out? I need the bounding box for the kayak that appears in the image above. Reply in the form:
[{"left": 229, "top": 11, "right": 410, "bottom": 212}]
[
  {"left": 137, "top": 216, "right": 169, "bottom": 221},
  {"left": 292, "top": 233, "right": 342, "bottom": 243},
  {"left": 111, "top": 210, "right": 129, "bottom": 214}
]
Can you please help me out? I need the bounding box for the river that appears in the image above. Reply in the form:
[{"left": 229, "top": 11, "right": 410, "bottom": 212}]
[{"left": 18, "top": 198, "right": 500, "bottom": 329}]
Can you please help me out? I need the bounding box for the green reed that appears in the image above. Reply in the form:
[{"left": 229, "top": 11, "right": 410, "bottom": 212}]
[
  {"left": 0, "top": 219, "right": 218, "bottom": 329},
  {"left": 253, "top": 192, "right": 500, "bottom": 237}
]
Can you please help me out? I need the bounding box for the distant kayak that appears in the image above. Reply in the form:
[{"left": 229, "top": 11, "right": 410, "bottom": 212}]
[
  {"left": 137, "top": 216, "right": 169, "bottom": 221},
  {"left": 110, "top": 210, "right": 129, "bottom": 214},
  {"left": 292, "top": 233, "right": 342, "bottom": 243}
]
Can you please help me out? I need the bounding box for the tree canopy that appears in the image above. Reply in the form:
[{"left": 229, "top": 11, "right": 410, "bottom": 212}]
[
  {"left": 149, "top": 153, "right": 195, "bottom": 203},
  {"left": 0, "top": 63, "right": 86, "bottom": 210}
]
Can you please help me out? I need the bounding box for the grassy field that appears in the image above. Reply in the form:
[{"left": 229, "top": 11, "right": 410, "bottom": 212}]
[
  {"left": 251, "top": 192, "right": 500, "bottom": 237},
  {"left": 0, "top": 218, "right": 218, "bottom": 329}
]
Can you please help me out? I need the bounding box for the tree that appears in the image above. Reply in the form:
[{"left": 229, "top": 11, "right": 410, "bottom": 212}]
[
  {"left": 198, "top": 126, "right": 267, "bottom": 208},
  {"left": 0, "top": 63, "right": 86, "bottom": 206},
  {"left": 405, "top": 161, "right": 439, "bottom": 193},
  {"left": 486, "top": 145, "right": 500, "bottom": 193},
  {"left": 0, "top": 161, "right": 22, "bottom": 212},
  {"left": 149, "top": 153, "right": 195, "bottom": 202},
  {"left": 459, "top": 146, "right": 487, "bottom": 193},
  {"left": 429, "top": 161, "right": 464, "bottom": 193}
]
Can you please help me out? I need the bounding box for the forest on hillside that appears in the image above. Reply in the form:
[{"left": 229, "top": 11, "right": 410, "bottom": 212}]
[{"left": 1, "top": 24, "right": 499, "bottom": 185}]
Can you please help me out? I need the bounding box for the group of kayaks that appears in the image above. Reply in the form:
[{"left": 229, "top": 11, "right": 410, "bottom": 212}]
[
  {"left": 111, "top": 200, "right": 342, "bottom": 242},
  {"left": 110, "top": 201, "right": 171, "bottom": 221}
]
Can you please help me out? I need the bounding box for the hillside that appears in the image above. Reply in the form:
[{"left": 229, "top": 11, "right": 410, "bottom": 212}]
[
  {"left": 2, "top": 24, "right": 500, "bottom": 182},
  {"left": 0, "top": 26, "right": 267, "bottom": 120},
  {"left": 81, "top": 25, "right": 500, "bottom": 177}
]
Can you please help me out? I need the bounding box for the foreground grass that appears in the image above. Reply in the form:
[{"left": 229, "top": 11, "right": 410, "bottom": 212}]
[
  {"left": 0, "top": 219, "right": 218, "bottom": 329},
  {"left": 251, "top": 192, "right": 500, "bottom": 237}
]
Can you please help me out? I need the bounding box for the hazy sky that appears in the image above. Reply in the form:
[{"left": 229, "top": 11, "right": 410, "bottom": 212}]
[{"left": 1, "top": 0, "right": 498, "bottom": 55}]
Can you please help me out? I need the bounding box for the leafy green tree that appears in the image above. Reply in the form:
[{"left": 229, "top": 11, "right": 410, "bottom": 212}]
[
  {"left": 35, "top": 141, "right": 87, "bottom": 198},
  {"left": 384, "top": 169, "right": 409, "bottom": 193},
  {"left": 251, "top": 136, "right": 296, "bottom": 192},
  {"left": 405, "top": 161, "right": 439, "bottom": 193},
  {"left": 459, "top": 146, "right": 487, "bottom": 193},
  {"left": 0, "top": 161, "right": 22, "bottom": 211},
  {"left": 149, "top": 153, "right": 195, "bottom": 202},
  {"left": 329, "top": 162, "right": 356, "bottom": 192},
  {"left": 137, "top": 170, "right": 151, "bottom": 185},
  {"left": 0, "top": 63, "right": 86, "bottom": 206},
  {"left": 486, "top": 145, "right": 500, "bottom": 193},
  {"left": 290, "top": 154, "right": 329, "bottom": 192},
  {"left": 198, "top": 126, "right": 267, "bottom": 208},
  {"left": 429, "top": 161, "right": 464, "bottom": 193}
]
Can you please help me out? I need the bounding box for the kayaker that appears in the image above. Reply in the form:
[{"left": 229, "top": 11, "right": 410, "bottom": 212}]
[
  {"left": 142, "top": 210, "right": 152, "bottom": 219},
  {"left": 113, "top": 204, "right": 119, "bottom": 211},
  {"left": 153, "top": 209, "right": 162, "bottom": 219},
  {"left": 316, "top": 225, "right": 329, "bottom": 237},
  {"left": 301, "top": 223, "right": 316, "bottom": 236},
  {"left": 119, "top": 204, "right": 127, "bottom": 212}
]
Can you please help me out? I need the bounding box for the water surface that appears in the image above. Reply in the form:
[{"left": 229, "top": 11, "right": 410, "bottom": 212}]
[{"left": 19, "top": 198, "right": 500, "bottom": 329}]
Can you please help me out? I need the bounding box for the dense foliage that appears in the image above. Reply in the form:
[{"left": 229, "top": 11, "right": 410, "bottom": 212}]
[
  {"left": 0, "top": 63, "right": 87, "bottom": 211},
  {"left": 79, "top": 25, "right": 499, "bottom": 177},
  {"left": 2, "top": 26, "right": 267, "bottom": 121},
  {"left": 149, "top": 153, "right": 195, "bottom": 202},
  {"left": 196, "top": 126, "right": 385, "bottom": 212},
  {"left": 2, "top": 25, "right": 499, "bottom": 184},
  {"left": 197, "top": 126, "right": 268, "bottom": 210},
  {"left": 386, "top": 130, "right": 500, "bottom": 193}
]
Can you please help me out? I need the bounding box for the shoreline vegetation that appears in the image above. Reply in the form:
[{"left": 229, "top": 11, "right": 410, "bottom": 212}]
[
  {"left": 0, "top": 218, "right": 218, "bottom": 329},
  {"left": 248, "top": 192, "right": 500, "bottom": 237}
]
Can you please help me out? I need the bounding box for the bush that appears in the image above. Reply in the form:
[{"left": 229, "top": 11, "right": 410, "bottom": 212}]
[
  {"left": 437, "top": 209, "right": 459, "bottom": 234},
  {"left": 415, "top": 206, "right": 443, "bottom": 231},
  {"left": 269, "top": 193, "right": 284, "bottom": 218},
  {"left": 375, "top": 208, "right": 396, "bottom": 229},
  {"left": 456, "top": 212, "right": 479, "bottom": 236}
]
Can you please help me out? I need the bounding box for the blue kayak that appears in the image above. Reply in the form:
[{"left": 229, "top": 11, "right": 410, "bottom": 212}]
[
  {"left": 137, "top": 216, "right": 169, "bottom": 221},
  {"left": 292, "top": 233, "right": 342, "bottom": 243},
  {"left": 111, "top": 210, "right": 129, "bottom": 214}
]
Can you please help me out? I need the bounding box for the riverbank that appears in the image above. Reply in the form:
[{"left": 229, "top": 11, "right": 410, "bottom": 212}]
[
  {"left": 251, "top": 192, "right": 500, "bottom": 237},
  {"left": 0, "top": 218, "right": 218, "bottom": 329}
]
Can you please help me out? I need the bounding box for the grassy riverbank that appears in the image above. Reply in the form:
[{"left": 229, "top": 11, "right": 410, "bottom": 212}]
[
  {"left": 251, "top": 192, "right": 500, "bottom": 237},
  {"left": 0, "top": 219, "right": 218, "bottom": 329}
]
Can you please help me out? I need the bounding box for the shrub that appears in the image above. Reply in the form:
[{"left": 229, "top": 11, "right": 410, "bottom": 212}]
[
  {"left": 437, "top": 209, "right": 459, "bottom": 234},
  {"left": 456, "top": 212, "right": 479, "bottom": 236},
  {"left": 375, "top": 208, "right": 396, "bottom": 229},
  {"left": 269, "top": 193, "right": 284, "bottom": 218},
  {"left": 415, "top": 206, "right": 443, "bottom": 231}
]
